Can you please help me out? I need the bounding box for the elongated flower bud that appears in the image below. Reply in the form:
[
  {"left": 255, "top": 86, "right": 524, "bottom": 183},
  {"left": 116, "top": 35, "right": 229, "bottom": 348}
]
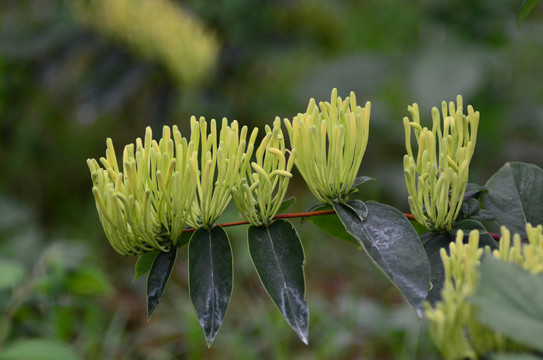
[
  {"left": 403, "top": 95, "right": 479, "bottom": 231},
  {"left": 88, "top": 126, "right": 198, "bottom": 256},
  {"left": 231, "top": 118, "right": 295, "bottom": 226},
  {"left": 284, "top": 88, "right": 371, "bottom": 204}
]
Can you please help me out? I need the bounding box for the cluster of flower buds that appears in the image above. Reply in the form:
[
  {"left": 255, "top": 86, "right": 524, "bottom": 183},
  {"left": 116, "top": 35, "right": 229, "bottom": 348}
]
[
  {"left": 425, "top": 224, "right": 543, "bottom": 359},
  {"left": 230, "top": 117, "right": 296, "bottom": 226},
  {"left": 403, "top": 95, "right": 479, "bottom": 231},
  {"left": 284, "top": 88, "right": 371, "bottom": 204},
  {"left": 186, "top": 117, "right": 254, "bottom": 230},
  {"left": 87, "top": 126, "right": 199, "bottom": 256}
]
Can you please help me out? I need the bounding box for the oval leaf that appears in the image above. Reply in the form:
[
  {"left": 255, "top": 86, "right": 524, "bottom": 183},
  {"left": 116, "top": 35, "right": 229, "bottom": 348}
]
[
  {"left": 248, "top": 219, "right": 309, "bottom": 344},
  {"left": 277, "top": 197, "right": 296, "bottom": 214},
  {"left": 306, "top": 204, "right": 358, "bottom": 245},
  {"left": 188, "top": 226, "right": 233, "bottom": 347},
  {"left": 332, "top": 201, "right": 431, "bottom": 316},
  {"left": 134, "top": 250, "right": 159, "bottom": 280},
  {"left": 345, "top": 199, "right": 368, "bottom": 222},
  {"left": 0, "top": 339, "right": 81, "bottom": 360},
  {"left": 147, "top": 246, "right": 177, "bottom": 319},
  {"left": 482, "top": 162, "right": 543, "bottom": 241}
]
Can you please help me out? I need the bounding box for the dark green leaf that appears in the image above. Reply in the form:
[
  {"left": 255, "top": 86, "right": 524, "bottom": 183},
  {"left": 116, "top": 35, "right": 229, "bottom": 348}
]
[
  {"left": 518, "top": 0, "right": 541, "bottom": 27},
  {"left": 277, "top": 197, "right": 296, "bottom": 214},
  {"left": 176, "top": 231, "right": 194, "bottom": 248},
  {"left": 352, "top": 176, "right": 375, "bottom": 188},
  {"left": 422, "top": 232, "right": 454, "bottom": 305},
  {"left": 451, "top": 219, "right": 488, "bottom": 234},
  {"left": 344, "top": 199, "right": 368, "bottom": 222},
  {"left": 461, "top": 198, "right": 481, "bottom": 218},
  {"left": 333, "top": 201, "right": 431, "bottom": 316},
  {"left": 471, "top": 256, "right": 543, "bottom": 352},
  {"left": 464, "top": 182, "right": 488, "bottom": 199},
  {"left": 147, "top": 246, "right": 177, "bottom": 319},
  {"left": 134, "top": 250, "right": 159, "bottom": 280},
  {"left": 248, "top": 220, "right": 309, "bottom": 344},
  {"left": 306, "top": 204, "right": 358, "bottom": 245},
  {"left": 0, "top": 339, "right": 82, "bottom": 360},
  {"left": 470, "top": 209, "right": 497, "bottom": 223},
  {"left": 188, "top": 226, "right": 233, "bottom": 347},
  {"left": 482, "top": 162, "right": 543, "bottom": 241}
]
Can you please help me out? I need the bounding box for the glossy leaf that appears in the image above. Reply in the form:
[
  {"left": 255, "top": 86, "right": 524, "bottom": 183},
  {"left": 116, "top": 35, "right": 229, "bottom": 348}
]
[
  {"left": 134, "top": 249, "right": 159, "bottom": 280},
  {"left": 482, "top": 162, "right": 543, "bottom": 241},
  {"left": 248, "top": 220, "right": 309, "bottom": 344},
  {"left": 464, "top": 182, "right": 488, "bottom": 199},
  {"left": 352, "top": 176, "right": 375, "bottom": 188},
  {"left": 333, "top": 201, "right": 431, "bottom": 316},
  {"left": 451, "top": 219, "right": 488, "bottom": 234},
  {"left": 277, "top": 197, "right": 296, "bottom": 214},
  {"left": 188, "top": 226, "right": 233, "bottom": 347},
  {"left": 0, "top": 339, "right": 81, "bottom": 360},
  {"left": 344, "top": 199, "right": 368, "bottom": 222},
  {"left": 147, "top": 246, "right": 177, "bottom": 319},
  {"left": 471, "top": 256, "right": 543, "bottom": 352},
  {"left": 306, "top": 204, "right": 358, "bottom": 245},
  {"left": 461, "top": 198, "right": 480, "bottom": 218},
  {"left": 518, "top": 0, "right": 541, "bottom": 27},
  {"left": 469, "top": 209, "right": 497, "bottom": 223}
]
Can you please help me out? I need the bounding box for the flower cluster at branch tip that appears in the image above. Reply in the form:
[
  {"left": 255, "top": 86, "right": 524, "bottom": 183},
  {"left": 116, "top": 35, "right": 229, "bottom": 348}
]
[
  {"left": 284, "top": 88, "right": 371, "bottom": 204},
  {"left": 231, "top": 118, "right": 295, "bottom": 226},
  {"left": 403, "top": 95, "right": 479, "bottom": 231},
  {"left": 187, "top": 117, "right": 254, "bottom": 230},
  {"left": 425, "top": 224, "right": 543, "bottom": 360},
  {"left": 87, "top": 126, "right": 199, "bottom": 256}
]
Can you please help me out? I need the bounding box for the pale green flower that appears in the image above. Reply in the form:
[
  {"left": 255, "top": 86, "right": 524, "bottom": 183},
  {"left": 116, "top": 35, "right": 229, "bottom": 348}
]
[
  {"left": 87, "top": 126, "right": 198, "bottom": 256},
  {"left": 403, "top": 95, "right": 479, "bottom": 231},
  {"left": 231, "top": 117, "right": 296, "bottom": 226},
  {"left": 187, "top": 116, "right": 255, "bottom": 229},
  {"left": 284, "top": 88, "right": 371, "bottom": 204},
  {"left": 425, "top": 224, "right": 543, "bottom": 359}
]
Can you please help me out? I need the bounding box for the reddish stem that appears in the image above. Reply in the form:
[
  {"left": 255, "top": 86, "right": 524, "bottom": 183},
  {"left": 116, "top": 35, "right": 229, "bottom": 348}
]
[{"left": 182, "top": 209, "right": 502, "bottom": 240}]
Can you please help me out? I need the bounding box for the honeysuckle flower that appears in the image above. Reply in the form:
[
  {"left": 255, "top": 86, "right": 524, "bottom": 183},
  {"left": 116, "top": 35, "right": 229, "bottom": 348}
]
[
  {"left": 87, "top": 126, "right": 198, "bottom": 256},
  {"left": 403, "top": 95, "right": 479, "bottom": 231},
  {"left": 230, "top": 117, "right": 296, "bottom": 226},
  {"left": 284, "top": 88, "right": 371, "bottom": 204},
  {"left": 187, "top": 116, "right": 255, "bottom": 229},
  {"left": 425, "top": 224, "right": 543, "bottom": 359}
]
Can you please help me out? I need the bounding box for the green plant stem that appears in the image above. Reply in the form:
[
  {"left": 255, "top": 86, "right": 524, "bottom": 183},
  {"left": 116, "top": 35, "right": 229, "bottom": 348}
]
[{"left": 181, "top": 210, "right": 501, "bottom": 240}]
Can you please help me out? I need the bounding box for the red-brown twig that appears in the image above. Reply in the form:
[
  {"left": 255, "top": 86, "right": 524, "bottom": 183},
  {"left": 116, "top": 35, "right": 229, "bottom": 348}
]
[{"left": 181, "top": 209, "right": 500, "bottom": 240}]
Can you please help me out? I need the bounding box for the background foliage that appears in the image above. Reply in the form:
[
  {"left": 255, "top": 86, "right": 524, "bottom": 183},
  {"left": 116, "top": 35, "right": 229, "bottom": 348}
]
[{"left": 1, "top": 0, "right": 543, "bottom": 358}]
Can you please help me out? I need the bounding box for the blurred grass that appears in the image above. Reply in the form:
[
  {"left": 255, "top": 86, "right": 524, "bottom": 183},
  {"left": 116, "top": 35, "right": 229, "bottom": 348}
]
[{"left": 1, "top": 0, "right": 543, "bottom": 358}]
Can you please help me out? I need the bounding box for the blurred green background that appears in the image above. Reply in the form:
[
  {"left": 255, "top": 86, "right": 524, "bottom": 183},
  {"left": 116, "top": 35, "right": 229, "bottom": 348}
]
[{"left": 1, "top": 0, "right": 542, "bottom": 359}]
